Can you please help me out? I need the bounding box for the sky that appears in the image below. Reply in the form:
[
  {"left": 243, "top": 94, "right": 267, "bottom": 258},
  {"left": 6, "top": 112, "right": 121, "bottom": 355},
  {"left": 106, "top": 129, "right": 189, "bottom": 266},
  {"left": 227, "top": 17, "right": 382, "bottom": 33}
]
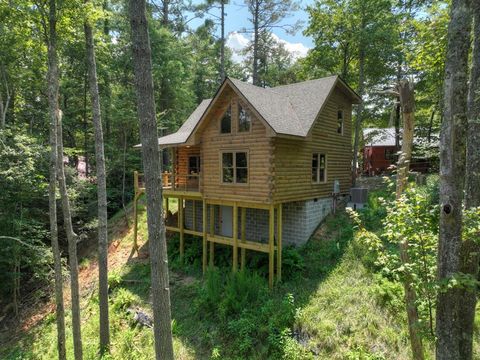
[{"left": 188, "top": 0, "right": 315, "bottom": 62}]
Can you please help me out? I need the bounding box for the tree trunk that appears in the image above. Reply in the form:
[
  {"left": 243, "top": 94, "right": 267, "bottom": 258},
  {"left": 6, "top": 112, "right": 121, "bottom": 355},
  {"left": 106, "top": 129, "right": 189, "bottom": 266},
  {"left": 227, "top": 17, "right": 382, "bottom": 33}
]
[
  {"left": 85, "top": 16, "right": 110, "bottom": 353},
  {"left": 351, "top": 47, "right": 365, "bottom": 187},
  {"left": 46, "top": 0, "right": 66, "bottom": 357},
  {"left": 162, "top": 0, "right": 169, "bottom": 27},
  {"left": 129, "top": 1, "right": 174, "bottom": 359},
  {"left": 0, "top": 66, "right": 11, "bottom": 129},
  {"left": 396, "top": 80, "right": 425, "bottom": 360},
  {"left": 435, "top": 0, "right": 471, "bottom": 359},
  {"left": 220, "top": 0, "right": 225, "bottom": 82},
  {"left": 458, "top": 3, "right": 480, "bottom": 359},
  {"left": 122, "top": 129, "right": 130, "bottom": 227},
  {"left": 83, "top": 71, "right": 89, "bottom": 178},
  {"left": 56, "top": 113, "right": 83, "bottom": 360},
  {"left": 252, "top": 0, "right": 260, "bottom": 86}
]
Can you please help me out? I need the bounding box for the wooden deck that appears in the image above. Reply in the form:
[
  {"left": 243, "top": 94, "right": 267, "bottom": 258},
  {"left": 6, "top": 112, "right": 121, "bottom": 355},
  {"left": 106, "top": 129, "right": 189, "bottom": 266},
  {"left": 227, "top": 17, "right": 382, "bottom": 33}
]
[{"left": 133, "top": 171, "right": 282, "bottom": 288}]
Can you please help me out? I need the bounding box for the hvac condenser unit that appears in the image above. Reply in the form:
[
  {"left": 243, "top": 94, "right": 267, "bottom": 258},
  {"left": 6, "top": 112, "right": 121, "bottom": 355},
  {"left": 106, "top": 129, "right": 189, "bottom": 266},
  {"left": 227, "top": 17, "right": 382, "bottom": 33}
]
[{"left": 349, "top": 187, "right": 368, "bottom": 210}]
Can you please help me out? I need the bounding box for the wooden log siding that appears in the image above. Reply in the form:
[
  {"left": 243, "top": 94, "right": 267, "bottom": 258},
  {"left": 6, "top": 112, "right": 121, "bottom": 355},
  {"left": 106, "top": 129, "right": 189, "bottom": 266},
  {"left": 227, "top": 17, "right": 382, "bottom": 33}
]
[
  {"left": 200, "top": 91, "right": 273, "bottom": 203},
  {"left": 272, "top": 90, "right": 353, "bottom": 203}
]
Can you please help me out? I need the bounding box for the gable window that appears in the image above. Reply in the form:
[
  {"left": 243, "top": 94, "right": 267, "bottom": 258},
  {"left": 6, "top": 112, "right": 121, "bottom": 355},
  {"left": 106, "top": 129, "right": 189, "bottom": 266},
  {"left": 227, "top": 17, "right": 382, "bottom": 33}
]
[
  {"left": 337, "top": 110, "right": 344, "bottom": 134},
  {"left": 238, "top": 104, "right": 251, "bottom": 132},
  {"left": 222, "top": 151, "right": 248, "bottom": 184},
  {"left": 220, "top": 105, "right": 232, "bottom": 134},
  {"left": 312, "top": 153, "right": 326, "bottom": 183}
]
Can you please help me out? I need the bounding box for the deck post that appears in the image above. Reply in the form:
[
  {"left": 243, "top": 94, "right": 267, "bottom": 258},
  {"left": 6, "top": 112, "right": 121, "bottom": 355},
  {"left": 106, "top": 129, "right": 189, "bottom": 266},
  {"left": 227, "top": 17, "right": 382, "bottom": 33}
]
[
  {"left": 277, "top": 203, "right": 282, "bottom": 283},
  {"left": 133, "top": 171, "right": 139, "bottom": 253},
  {"left": 269, "top": 204, "right": 275, "bottom": 289},
  {"left": 179, "top": 196, "right": 184, "bottom": 259},
  {"left": 233, "top": 202, "right": 238, "bottom": 272},
  {"left": 240, "top": 207, "right": 246, "bottom": 270},
  {"left": 171, "top": 147, "right": 176, "bottom": 190},
  {"left": 202, "top": 199, "right": 207, "bottom": 273},
  {"left": 209, "top": 204, "right": 215, "bottom": 267},
  {"left": 193, "top": 199, "right": 196, "bottom": 232}
]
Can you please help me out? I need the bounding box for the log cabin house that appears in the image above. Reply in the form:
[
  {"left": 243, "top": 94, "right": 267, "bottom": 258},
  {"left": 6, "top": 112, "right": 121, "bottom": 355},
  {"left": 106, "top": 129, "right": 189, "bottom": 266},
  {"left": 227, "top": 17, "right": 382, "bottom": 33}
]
[
  {"left": 362, "top": 127, "right": 437, "bottom": 176},
  {"left": 134, "top": 76, "right": 361, "bottom": 287}
]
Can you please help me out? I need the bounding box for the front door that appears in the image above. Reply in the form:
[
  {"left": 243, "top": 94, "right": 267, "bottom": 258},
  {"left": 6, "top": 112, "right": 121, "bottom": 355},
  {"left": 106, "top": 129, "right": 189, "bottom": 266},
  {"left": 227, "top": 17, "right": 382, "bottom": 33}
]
[{"left": 220, "top": 205, "right": 233, "bottom": 237}]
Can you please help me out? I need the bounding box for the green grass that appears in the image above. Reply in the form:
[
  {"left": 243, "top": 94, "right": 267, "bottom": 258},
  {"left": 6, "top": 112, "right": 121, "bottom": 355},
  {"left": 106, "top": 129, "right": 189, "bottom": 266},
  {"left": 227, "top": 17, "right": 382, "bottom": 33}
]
[{"left": 2, "top": 188, "right": 479, "bottom": 359}]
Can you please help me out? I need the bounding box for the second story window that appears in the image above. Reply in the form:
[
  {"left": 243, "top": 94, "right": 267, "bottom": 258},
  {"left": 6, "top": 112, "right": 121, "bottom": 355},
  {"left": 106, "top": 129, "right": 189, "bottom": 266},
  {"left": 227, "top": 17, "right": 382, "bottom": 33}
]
[
  {"left": 221, "top": 105, "right": 232, "bottom": 134},
  {"left": 238, "top": 104, "right": 251, "bottom": 132},
  {"left": 337, "top": 110, "right": 344, "bottom": 134},
  {"left": 222, "top": 151, "right": 248, "bottom": 184},
  {"left": 312, "top": 153, "right": 326, "bottom": 183}
]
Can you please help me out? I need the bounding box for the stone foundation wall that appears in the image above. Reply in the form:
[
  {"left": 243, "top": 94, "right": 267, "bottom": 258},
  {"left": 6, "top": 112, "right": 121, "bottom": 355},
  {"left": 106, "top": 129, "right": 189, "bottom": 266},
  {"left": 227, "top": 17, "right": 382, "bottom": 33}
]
[{"left": 182, "top": 197, "right": 333, "bottom": 246}]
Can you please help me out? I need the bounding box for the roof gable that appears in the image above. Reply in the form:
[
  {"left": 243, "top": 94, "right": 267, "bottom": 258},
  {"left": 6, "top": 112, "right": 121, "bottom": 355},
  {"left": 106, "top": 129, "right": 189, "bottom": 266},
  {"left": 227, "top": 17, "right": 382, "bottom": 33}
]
[{"left": 152, "top": 76, "right": 361, "bottom": 147}]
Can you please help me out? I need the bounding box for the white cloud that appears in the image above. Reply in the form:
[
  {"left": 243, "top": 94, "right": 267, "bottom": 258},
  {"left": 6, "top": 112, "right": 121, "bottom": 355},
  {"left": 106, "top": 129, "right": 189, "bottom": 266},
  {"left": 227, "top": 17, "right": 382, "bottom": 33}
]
[{"left": 226, "top": 31, "right": 310, "bottom": 63}]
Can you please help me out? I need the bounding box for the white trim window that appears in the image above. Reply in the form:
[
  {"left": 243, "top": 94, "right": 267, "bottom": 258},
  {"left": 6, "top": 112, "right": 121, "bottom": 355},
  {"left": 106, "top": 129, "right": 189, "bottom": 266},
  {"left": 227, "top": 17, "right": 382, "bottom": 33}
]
[
  {"left": 312, "top": 153, "right": 327, "bottom": 183},
  {"left": 222, "top": 151, "right": 248, "bottom": 184}
]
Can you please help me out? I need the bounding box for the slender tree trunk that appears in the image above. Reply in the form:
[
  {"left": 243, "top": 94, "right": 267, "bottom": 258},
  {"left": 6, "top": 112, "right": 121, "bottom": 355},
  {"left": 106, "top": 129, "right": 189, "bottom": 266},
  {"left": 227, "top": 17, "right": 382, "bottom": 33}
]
[
  {"left": 46, "top": 0, "right": 66, "bottom": 357},
  {"left": 396, "top": 80, "right": 425, "bottom": 360},
  {"left": 220, "top": 0, "right": 225, "bottom": 82},
  {"left": 458, "top": 3, "right": 480, "bottom": 359},
  {"left": 122, "top": 129, "right": 130, "bottom": 227},
  {"left": 252, "top": 0, "right": 260, "bottom": 86},
  {"left": 56, "top": 113, "right": 83, "bottom": 360},
  {"left": 0, "top": 66, "right": 11, "bottom": 129},
  {"left": 351, "top": 47, "right": 365, "bottom": 187},
  {"left": 162, "top": 0, "right": 169, "bottom": 27},
  {"left": 129, "top": 1, "right": 174, "bottom": 359},
  {"left": 427, "top": 108, "right": 435, "bottom": 143},
  {"left": 83, "top": 72, "right": 89, "bottom": 177},
  {"left": 435, "top": 1, "right": 471, "bottom": 359},
  {"left": 85, "top": 16, "right": 110, "bottom": 353}
]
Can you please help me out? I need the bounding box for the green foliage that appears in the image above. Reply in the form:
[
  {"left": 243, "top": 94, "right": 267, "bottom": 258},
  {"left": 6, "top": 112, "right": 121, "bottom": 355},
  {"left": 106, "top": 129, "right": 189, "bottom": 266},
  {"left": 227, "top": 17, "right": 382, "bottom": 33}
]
[{"left": 195, "top": 268, "right": 296, "bottom": 358}]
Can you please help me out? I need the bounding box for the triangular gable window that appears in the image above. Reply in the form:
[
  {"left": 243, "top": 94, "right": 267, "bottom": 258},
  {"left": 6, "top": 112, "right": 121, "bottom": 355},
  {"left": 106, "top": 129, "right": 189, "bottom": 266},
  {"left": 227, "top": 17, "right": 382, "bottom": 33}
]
[{"left": 220, "top": 105, "right": 232, "bottom": 134}]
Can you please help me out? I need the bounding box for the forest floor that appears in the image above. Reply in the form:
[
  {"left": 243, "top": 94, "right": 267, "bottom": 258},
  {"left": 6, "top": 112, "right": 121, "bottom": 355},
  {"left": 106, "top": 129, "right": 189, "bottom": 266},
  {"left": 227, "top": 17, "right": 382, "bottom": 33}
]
[{"left": 1, "top": 183, "right": 480, "bottom": 359}]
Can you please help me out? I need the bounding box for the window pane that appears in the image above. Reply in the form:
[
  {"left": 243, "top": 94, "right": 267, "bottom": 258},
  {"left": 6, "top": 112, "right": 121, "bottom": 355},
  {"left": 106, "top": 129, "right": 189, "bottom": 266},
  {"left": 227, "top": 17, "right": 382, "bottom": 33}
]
[
  {"left": 221, "top": 106, "right": 232, "bottom": 133},
  {"left": 223, "top": 167, "right": 233, "bottom": 183},
  {"left": 238, "top": 104, "right": 251, "bottom": 132},
  {"left": 320, "top": 154, "right": 326, "bottom": 168},
  {"left": 236, "top": 152, "right": 247, "bottom": 167},
  {"left": 320, "top": 168, "right": 325, "bottom": 182},
  {"left": 188, "top": 156, "right": 199, "bottom": 173},
  {"left": 222, "top": 152, "right": 233, "bottom": 167},
  {"left": 236, "top": 168, "right": 248, "bottom": 183},
  {"left": 337, "top": 110, "right": 343, "bottom": 134},
  {"left": 312, "top": 154, "right": 318, "bottom": 182}
]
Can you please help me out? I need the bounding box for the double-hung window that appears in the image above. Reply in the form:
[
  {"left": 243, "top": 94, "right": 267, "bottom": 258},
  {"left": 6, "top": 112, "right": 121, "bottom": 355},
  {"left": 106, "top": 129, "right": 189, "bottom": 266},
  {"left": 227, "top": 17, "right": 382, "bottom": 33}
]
[
  {"left": 222, "top": 151, "right": 248, "bottom": 184},
  {"left": 312, "top": 153, "right": 327, "bottom": 183}
]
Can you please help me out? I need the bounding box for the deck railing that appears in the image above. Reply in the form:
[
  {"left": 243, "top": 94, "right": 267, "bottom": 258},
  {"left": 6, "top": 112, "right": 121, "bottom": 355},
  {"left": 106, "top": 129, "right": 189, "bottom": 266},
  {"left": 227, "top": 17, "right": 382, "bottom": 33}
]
[{"left": 134, "top": 171, "right": 200, "bottom": 192}]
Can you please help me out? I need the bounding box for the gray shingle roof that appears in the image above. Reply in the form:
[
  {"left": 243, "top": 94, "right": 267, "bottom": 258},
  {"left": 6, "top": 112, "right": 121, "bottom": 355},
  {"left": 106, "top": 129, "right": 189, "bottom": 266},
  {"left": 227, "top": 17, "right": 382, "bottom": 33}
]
[
  {"left": 150, "top": 76, "right": 360, "bottom": 147},
  {"left": 156, "top": 99, "right": 211, "bottom": 146}
]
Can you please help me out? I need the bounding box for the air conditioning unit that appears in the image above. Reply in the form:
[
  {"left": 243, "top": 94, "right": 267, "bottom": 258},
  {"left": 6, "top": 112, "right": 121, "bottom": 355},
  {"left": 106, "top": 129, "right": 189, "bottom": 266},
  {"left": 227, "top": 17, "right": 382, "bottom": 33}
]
[{"left": 348, "top": 187, "right": 368, "bottom": 210}]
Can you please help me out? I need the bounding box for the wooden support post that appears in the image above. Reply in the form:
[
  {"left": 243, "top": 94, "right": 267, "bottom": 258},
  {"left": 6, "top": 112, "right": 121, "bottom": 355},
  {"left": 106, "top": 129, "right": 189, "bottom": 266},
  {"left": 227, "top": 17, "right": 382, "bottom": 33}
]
[
  {"left": 277, "top": 204, "right": 282, "bottom": 283},
  {"left": 202, "top": 199, "right": 207, "bottom": 273},
  {"left": 193, "top": 199, "right": 196, "bottom": 232},
  {"left": 171, "top": 147, "right": 176, "bottom": 190},
  {"left": 133, "top": 171, "right": 139, "bottom": 253},
  {"left": 165, "top": 196, "right": 169, "bottom": 215},
  {"left": 209, "top": 204, "right": 215, "bottom": 267},
  {"left": 233, "top": 203, "right": 238, "bottom": 272},
  {"left": 179, "top": 196, "right": 184, "bottom": 259},
  {"left": 269, "top": 204, "right": 275, "bottom": 289},
  {"left": 241, "top": 207, "right": 246, "bottom": 271}
]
